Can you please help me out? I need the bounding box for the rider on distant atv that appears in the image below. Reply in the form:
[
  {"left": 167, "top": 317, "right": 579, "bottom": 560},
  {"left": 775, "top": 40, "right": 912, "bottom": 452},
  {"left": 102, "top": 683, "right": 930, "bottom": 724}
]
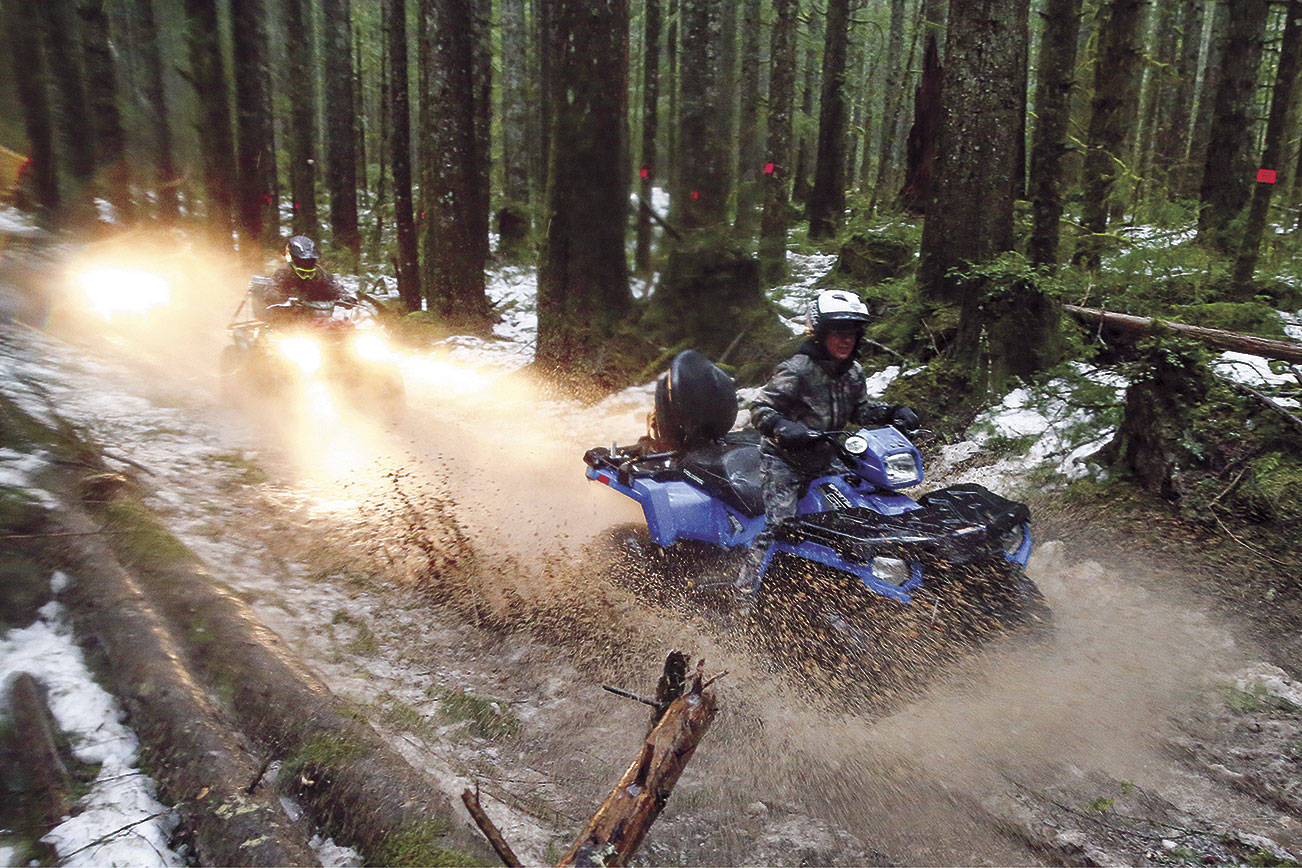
[
  {"left": 259, "top": 236, "right": 352, "bottom": 319},
  {"left": 734, "top": 289, "right": 920, "bottom": 598}
]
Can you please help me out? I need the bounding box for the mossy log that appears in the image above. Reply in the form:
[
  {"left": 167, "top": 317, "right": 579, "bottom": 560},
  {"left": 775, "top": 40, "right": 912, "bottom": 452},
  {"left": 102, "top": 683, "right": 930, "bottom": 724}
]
[
  {"left": 1064, "top": 304, "right": 1302, "bottom": 364},
  {"left": 56, "top": 511, "right": 318, "bottom": 867},
  {"left": 70, "top": 495, "right": 492, "bottom": 866},
  {"left": 558, "top": 660, "right": 717, "bottom": 867},
  {"left": 3, "top": 673, "right": 75, "bottom": 829}
]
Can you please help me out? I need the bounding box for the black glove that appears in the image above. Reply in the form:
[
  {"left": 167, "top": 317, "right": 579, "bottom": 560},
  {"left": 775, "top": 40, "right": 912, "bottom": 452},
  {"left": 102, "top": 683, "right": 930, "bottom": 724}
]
[
  {"left": 772, "top": 418, "right": 815, "bottom": 448},
  {"left": 889, "top": 405, "right": 920, "bottom": 431}
]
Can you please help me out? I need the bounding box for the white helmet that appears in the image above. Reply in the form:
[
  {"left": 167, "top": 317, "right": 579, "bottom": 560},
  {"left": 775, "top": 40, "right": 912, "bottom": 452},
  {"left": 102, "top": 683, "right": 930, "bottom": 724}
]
[{"left": 805, "top": 289, "right": 869, "bottom": 339}]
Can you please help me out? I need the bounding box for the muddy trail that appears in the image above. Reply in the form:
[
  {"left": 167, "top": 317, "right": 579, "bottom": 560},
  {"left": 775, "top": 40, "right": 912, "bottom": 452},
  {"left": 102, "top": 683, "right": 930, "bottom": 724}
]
[{"left": 2, "top": 265, "right": 1300, "bottom": 866}]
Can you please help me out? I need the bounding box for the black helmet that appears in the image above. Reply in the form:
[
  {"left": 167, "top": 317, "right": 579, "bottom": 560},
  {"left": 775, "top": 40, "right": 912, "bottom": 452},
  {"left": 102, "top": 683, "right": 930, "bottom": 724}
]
[
  {"left": 285, "top": 235, "right": 319, "bottom": 279},
  {"left": 806, "top": 289, "right": 869, "bottom": 339}
]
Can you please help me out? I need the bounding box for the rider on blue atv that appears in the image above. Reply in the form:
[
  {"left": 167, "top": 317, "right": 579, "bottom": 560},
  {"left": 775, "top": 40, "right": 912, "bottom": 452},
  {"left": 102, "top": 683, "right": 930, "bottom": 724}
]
[{"left": 734, "top": 289, "right": 919, "bottom": 599}]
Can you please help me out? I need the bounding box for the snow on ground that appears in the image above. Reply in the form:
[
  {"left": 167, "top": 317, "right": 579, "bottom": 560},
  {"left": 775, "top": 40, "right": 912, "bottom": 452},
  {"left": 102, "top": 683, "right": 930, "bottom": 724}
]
[
  {"left": 0, "top": 586, "right": 183, "bottom": 867},
  {"left": 1284, "top": 311, "right": 1302, "bottom": 342},
  {"left": 0, "top": 206, "right": 44, "bottom": 238},
  {"left": 1214, "top": 351, "right": 1302, "bottom": 408}
]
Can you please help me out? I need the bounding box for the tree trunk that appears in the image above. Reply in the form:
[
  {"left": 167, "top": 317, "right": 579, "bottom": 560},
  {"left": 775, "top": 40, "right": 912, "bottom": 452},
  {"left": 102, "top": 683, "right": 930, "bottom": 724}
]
[
  {"left": 184, "top": 0, "right": 237, "bottom": 235},
  {"left": 132, "top": 0, "right": 179, "bottom": 221},
  {"left": 635, "top": 0, "right": 662, "bottom": 274},
  {"left": 872, "top": 0, "right": 908, "bottom": 209},
  {"left": 233, "top": 0, "right": 279, "bottom": 247},
  {"left": 806, "top": 0, "right": 852, "bottom": 239},
  {"left": 1188, "top": 0, "right": 1228, "bottom": 196},
  {"left": 898, "top": 32, "right": 943, "bottom": 215},
  {"left": 500, "top": 0, "right": 531, "bottom": 208},
  {"left": 471, "top": 0, "right": 492, "bottom": 281},
  {"left": 5, "top": 2, "right": 60, "bottom": 217},
  {"left": 1028, "top": 0, "right": 1084, "bottom": 266},
  {"left": 759, "top": 0, "right": 798, "bottom": 283},
  {"left": 719, "top": 0, "right": 738, "bottom": 216},
  {"left": 283, "top": 0, "right": 318, "bottom": 236},
  {"left": 535, "top": 0, "right": 632, "bottom": 381},
  {"left": 665, "top": 0, "right": 680, "bottom": 208},
  {"left": 1232, "top": 0, "right": 1302, "bottom": 289},
  {"left": 353, "top": 21, "right": 368, "bottom": 198},
  {"left": 922, "top": 0, "right": 948, "bottom": 57},
  {"left": 39, "top": 0, "right": 96, "bottom": 200},
  {"left": 419, "top": 0, "right": 491, "bottom": 328},
  {"left": 323, "top": 0, "right": 360, "bottom": 260},
  {"left": 733, "top": 0, "right": 763, "bottom": 235},
  {"left": 1074, "top": 0, "right": 1147, "bottom": 269},
  {"left": 1197, "top": 0, "right": 1269, "bottom": 251},
  {"left": 677, "top": 0, "right": 728, "bottom": 228},
  {"left": 792, "top": 5, "right": 821, "bottom": 205},
  {"left": 1159, "top": 0, "right": 1204, "bottom": 197},
  {"left": 388, "top": 0, "right": 421, "bottom": 311},
  {"left": 79, "top": 0, "right": 131, "bottom": 220},
  {"left": 4, "top": 674, "right": 74, "bottom": 829}
]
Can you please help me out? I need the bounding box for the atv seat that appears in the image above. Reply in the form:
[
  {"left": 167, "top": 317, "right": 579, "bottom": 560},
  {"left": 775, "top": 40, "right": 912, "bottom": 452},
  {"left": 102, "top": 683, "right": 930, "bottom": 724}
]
[{"left": 681, "top": 431, "right": 765, "bottom": 517}]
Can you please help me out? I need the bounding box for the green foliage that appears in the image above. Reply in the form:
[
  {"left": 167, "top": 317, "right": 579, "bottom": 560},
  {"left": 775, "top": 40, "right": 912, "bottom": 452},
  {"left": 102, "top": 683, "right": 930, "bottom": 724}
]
[
  {"left": 208, "top": 451, "right": 268, "bottom": 486},
  {"left": 1235, "top": 451, "right": 1302, "bottom": 522},
  {"left": 96, "top": 498, "right": 200, "bottom": 571},
  {"left": 1221, "top": 683, "right": 1299, "bottom": 715},
  {"left": 881, "top": 357, "right": 984, "bottom": 438}
]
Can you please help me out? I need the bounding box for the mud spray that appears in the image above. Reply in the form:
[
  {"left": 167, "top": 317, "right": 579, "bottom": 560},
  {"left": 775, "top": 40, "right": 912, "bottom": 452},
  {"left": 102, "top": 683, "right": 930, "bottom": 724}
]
[{"left": 27, "top": 238, "right": 1267, "bottom": 864}]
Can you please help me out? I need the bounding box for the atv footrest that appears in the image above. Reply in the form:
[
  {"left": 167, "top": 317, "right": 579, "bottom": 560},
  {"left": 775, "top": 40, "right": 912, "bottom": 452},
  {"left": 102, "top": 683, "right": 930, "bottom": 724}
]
[{"left": 775, "top": 483, "right": 1029, "bottom": 565}]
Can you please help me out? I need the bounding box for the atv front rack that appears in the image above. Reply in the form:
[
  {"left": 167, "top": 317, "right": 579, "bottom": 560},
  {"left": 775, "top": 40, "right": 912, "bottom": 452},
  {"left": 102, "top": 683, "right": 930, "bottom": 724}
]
[{"left": 776, "top": 483, "right": 1030, "bottom": 566}]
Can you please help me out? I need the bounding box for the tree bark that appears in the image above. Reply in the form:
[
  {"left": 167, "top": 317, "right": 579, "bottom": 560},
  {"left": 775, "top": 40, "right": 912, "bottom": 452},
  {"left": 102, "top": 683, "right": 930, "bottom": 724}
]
[
  {"left": 557, "top": 658, "right": 718, "bottom": 867},
  {"left": 132, "top": 0, "right": 179, "bottom": 221},
  {"left": 1197, "top": 0, "right": 1269, "bottom": 251},
  {"left": 1188, "top": 0, "right": 1229, "bottom": 196},
  {"left": 1232, "top": 0, "right": 1302, "bottom": 289},
  {"left": 898, "top": 32, "right": 943, "bottom": 215},
  {"left": 57, "top": 509, "right": 319, "bottom": 867},
  {"left": 534, "top": 0, "right": 632, "bottom": 381},
  {"left": 677, "top": 0, "right": 728, "bottom": 228},
  {"left": 635, "top": 0, "right": 663, "bottom": 274},
  {"left": 78, "top": 0, "right": 130, "bottom": 220},
  {"left": 419, "top": 0, "right": 491, "bottom": 329},
  {"left": 1064, "top": 304, "right": 1302, "bottom": 364},
  {"left": 184, "top": 0, "right": 237, "bottom": 236},
  {"left": 806, "top": 0, "right": 852, "bottom": 239},
  {"left": 1074, "top": 0, "right": 1147, "bottom": 269},
  {"left": 388, "top": 0, "right": 421, "bottom": 311},
  {"left": 39, "top": 0, "right": 96, "bottom": 199},
  {"left": 233, "top": 0, "right": 279, "bottom": 247},
  {"left": 759, "top": 0, "right": 798, "bottom": 283},
  {"left": 1028, "top": 0, "right": 1084, "bottom": 266},
  {"left": 4, "top": 674, "right": 74, "bottom": 830},
  {"left": 733, "top": 0, "right": 763, "bottom": 235},
  {"left": 5, "top": 2, "right": 60, "bottom": 217},
  {"left": 324, "top": 0, "right": 360, "bottom": 260},
  {"left": 284, "top": 0, "right": 319, "bottom": 236},
  {"left": 872, "top": 0, "right": 908, "bottom": 208},
  {"left": 63, "top": 490, "right": 493, "bottom": 865},
  {"left": 500, "top": 0, "right": 531, "bottom": 207}
]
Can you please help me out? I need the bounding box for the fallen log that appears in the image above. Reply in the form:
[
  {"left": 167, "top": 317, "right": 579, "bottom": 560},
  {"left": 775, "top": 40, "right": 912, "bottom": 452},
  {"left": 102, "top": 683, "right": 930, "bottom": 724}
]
[
  {"left": 1063, "top": 304, "right": 1302, "bottom": 365},
  {"left": 558, "top": 656, "right": 718, "bottom": 867},
  {"left": 61, "top": 493, "right": 493, "bottom": 866},
  {"left": 56, "top": 515, "right": 318, "bottom": 866},
  {"left": 3, "top": 673, "right": 75, "bottom": 829}
]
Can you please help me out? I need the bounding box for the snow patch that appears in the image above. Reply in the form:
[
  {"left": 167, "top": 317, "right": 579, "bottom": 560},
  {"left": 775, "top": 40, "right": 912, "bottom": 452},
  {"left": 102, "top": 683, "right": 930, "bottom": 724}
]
[
  {"left": 0, "top": 598, "right": 182, "bottom": 866},
  {"left": 1234, "top": 663, "right": 1302, "bottom": 708}
]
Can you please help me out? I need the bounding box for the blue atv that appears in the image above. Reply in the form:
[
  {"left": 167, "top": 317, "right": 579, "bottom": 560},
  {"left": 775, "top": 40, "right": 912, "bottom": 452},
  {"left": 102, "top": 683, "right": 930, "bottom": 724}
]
[{"left": 584, "top": 351, "right": 1046, "bottom": 662}]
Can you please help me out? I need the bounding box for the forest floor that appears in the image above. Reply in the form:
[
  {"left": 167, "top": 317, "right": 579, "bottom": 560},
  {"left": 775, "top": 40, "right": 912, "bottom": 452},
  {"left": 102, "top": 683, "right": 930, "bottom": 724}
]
[{"left": 1, "top": 229, "right": 1301, "bottom": 866}]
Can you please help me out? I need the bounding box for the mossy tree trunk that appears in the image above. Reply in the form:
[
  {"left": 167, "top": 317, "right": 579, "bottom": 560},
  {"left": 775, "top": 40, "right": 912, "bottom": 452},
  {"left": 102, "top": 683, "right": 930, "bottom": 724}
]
[
  {"left": 806, "top": 0, "right": 852, "bottom": 240},
  {"left": 759, "top": 0, "right": 798, "bottom": 283},
  {"left": 133, "top": 0, "right": 179, "bottom": 222},
  {"left": 184, "top": 0, "right": 237, "bottom": 237},
  {"left": 1073, "top": 0, "right": 1146, "bottom": 269},
  {"left": 324, "top": 0, "right": 360, "bottom": 260},
  {"left": 676, "top": 0, "right": 729, "bottom": 228},
  {"left": 1232, "top": 0, "right": 1302, "bottom": 290},
  {"left": 232, "top": 0, "right": 279, "bottom": 247},
  {"left": 387, "top": 0, "right": 421, "bottom": 310},
  {"left": 5, "top": 2, "right": 60, "bottom": 218},
  {"left": 1197, "top": 0, "right": 1269, "bottom": 252},
  {"left": 733, "top": 0, "right": 763, "bottom": 236},
  {"left": 284, "top": 0, "right": 318, "bottom": 236},
  {"left": 634, "top": 0, "right": 663, "bottom": 275},
  {"left": 1028, "top": 0, "right": 1083, "bottom": 267},
  {"left": 534, "top": 0, "right": 633, "bottom": 382}
]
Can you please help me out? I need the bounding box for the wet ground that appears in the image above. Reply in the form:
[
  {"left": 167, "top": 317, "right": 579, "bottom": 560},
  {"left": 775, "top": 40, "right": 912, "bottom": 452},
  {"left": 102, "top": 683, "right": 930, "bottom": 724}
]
[{"left": 2, "top": 271, "right": 1300, "bottom": 866}]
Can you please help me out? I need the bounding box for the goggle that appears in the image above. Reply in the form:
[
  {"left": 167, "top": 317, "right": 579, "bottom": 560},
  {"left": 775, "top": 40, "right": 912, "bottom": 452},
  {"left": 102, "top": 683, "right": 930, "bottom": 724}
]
[{"left": 292, "top": 264, "right": 318, "bottom": 279}]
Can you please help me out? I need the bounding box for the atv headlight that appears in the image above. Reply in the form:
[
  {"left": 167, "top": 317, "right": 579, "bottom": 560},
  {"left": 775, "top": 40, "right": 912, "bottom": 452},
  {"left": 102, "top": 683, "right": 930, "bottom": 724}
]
[
  {"left": 843, "top": 434, "right": 869, "bottom": 456},
  {"left": 883, "top": 452, "right": 921, "bottom": 486},
  {"left": 278, "top": 335, "right": 323, "bottom": 374},
  {"left": 352, "top": 332, "right": 392, "bottom": 362},
  {"left": 869, "top": 556, "right": 911, "bottom": 586}
]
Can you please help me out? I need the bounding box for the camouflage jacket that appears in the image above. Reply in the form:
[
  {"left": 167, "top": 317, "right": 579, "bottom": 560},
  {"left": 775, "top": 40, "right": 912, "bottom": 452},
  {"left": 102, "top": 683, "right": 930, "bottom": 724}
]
[{"left": 750, "top": 340, "right": 895, "bottom": 471}]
